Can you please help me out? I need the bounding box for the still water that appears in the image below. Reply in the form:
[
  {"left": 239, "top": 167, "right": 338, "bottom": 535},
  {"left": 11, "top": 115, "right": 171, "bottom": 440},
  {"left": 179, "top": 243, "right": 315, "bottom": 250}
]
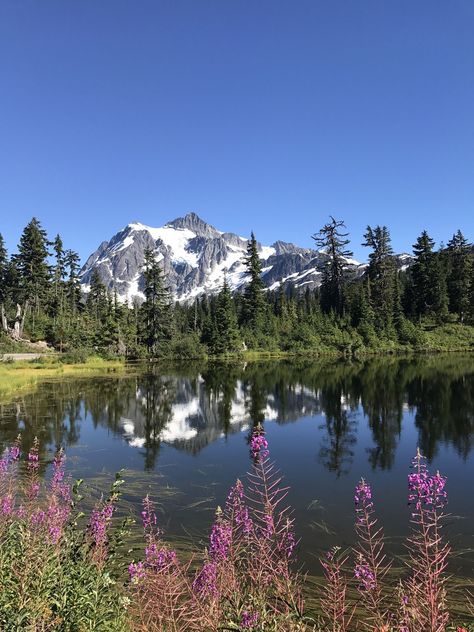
[{"left": 0, "top": 355, "right": 473, "bottom": 576}]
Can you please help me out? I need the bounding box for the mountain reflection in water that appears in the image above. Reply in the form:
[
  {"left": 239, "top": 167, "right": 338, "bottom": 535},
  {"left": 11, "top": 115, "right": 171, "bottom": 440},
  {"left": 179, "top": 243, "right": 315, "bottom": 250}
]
[{"left": 0, "top": 355, "right": 473, "bottom": 476}]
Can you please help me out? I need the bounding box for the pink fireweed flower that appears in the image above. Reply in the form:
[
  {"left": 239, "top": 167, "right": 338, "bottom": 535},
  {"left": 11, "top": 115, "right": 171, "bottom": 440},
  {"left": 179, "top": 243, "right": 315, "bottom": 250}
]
[
  {"left": 225, "top": 479, "right": 253, "bottom": 535},
  {"left": 0, "top": 444, "right": 21, "bottom": 476},
  {"left": 209, "top": 514, "right": 232, "bottom": 562},
  {"left": 262, "top": 512, "right": 275, "bottom": 539},
  {"left": 241, "top": 610, "right": 260, "bottom": 629},
  {"left": 30, "top": 509, "right": 46, "bottom": 526},
  {"left": 355, "top": 556, "right": 376, "bottom": 591},
  {"left": 354, "top": 478, "right": 374, "bottom": 525},
  {"left": 128, "top": 561, "right": 146, "bottom": 583},
  {"left": 1, "top": 494, "right": 14, "bottom": 516},
  {"left": 141, "top": 495, "right": 158, "bottom": 537},
  {"left": 27, "top": 444, "right": 40, "bottom": 472},
  {"left": 192, "top": 560, "right": 218, "bottom": 598},
  {"left": 144, "top": 543, "right": 177, "bottom": 570},
  {"left": 282, "top": 522, "right": 296, "bottom": 558},
  {"left": 26, "top": 482, "right": 40, "bottom": 501},
  {"left": 45, "top": 503, "right": 70, "bottom": 543},
  {"left": 354, "top": 479, "right": 372, "bottom": 507},
  {"left": 51, "top": 449, "right": 65, "bottom": 490},
  {"left": 250, "top": 427, "right": 269, "bottom": 461},
  {"left": 408, "top": 451, "right": 447, "bottom": 510},
  {"left": 88, "top": 501, "right": 114, "bottom": 548}
]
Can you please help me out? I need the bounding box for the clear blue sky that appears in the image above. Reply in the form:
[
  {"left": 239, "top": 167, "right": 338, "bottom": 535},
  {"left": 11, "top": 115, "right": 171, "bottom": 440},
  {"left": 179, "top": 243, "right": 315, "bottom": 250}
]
[{"left": 1, "top": 0, "right": 473, "bottom": 263}]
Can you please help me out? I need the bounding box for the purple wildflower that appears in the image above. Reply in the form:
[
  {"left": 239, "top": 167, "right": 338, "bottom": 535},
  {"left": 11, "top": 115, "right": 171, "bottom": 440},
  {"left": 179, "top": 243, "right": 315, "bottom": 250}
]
[
  {"left": 354, "top": 478, "right": 374, "bottom": 525},
  {"left": 27, "top": 445, "right": 40, "bottom": 473},
  {"left": 30, "top": 510, "right": 46, "bottom": 526},
  {"left": 1, "top": 494, "right": 14, "bottom": 516},
  {"left": 283, "top": 524, "right": 296, "bottom": 558},
  {"left": 141, "top": 495, "right": 158, "bottom": 536},
  {"left": 355, "top": 556, "right": 376, "bottom": 591},
  {"left": 408, "top": 451, "right": 447, "bottom": 510},
  {"left": 89, "top": 501, "right": 114, "bottom": 548},
  {"left": 145, "top": 543, "right": 177, "bottom": 570},
  {"left": 250, "top": 427, "right": 269, "bottom": 461},
  {"left": 192, "top": 560, "right": 218, "bottom": 598},
  {"left": 241, "top": 610, "right": 260, "bottom": 629},
  {"left": 209, "top": 515, "right": 232, "bottom": 562},
  {"left": 0, "top": 444, "right": 21, "bottom": 476},
  {"left": 129, "top": 561, "right": 146, "bottom": 583},
  {"left": 225, "top": 479, "right": 253, "bottom": 535},
  {"left": 27, "top": 482, "right": 40, "bottom": 501}
]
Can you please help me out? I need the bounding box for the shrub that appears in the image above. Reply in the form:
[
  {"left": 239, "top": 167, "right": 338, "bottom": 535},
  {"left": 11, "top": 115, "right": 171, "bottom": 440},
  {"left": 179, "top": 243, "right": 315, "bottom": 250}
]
[{"left": 0, "top": 440, "right": 130, "bottom": 630}]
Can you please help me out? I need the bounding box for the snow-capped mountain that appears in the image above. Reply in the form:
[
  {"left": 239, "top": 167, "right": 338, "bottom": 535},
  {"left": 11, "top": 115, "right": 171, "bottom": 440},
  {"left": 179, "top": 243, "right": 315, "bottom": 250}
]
[{"left": 79, "top": 212, "right": 409, "bottom": 303}]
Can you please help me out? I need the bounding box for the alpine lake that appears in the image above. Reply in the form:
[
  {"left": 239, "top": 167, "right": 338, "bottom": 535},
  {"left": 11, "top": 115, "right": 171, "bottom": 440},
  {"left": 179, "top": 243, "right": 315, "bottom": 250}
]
[{"left": 1, "top": 354, "right": 473, "bottom": 581}]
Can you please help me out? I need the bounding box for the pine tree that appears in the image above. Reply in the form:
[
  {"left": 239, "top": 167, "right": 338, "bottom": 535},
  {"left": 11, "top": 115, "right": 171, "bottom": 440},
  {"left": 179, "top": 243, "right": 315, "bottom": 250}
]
[
  {"left": 0, "top": 233, "right": 7, "bottom": 304},
  {"left": 51, "top": 234, "right": 67, "bottom": 316},
  {"left": 362, "top": 225, "right": 396, "bottom": 330},
  {"left": 408, "top": 231, "right": 449, "bottom": 321},
  {"left": 469, "top": 264, "right": 474, "bottom": 325},
  {"left": 446, "top": 230, "right": 472, "bottom": 322},
  {"left": 141, "top": 248, "right": 173, "bottom": 355},
  {"left": 242, "top": 232, "right": 265, "bottom": 330},
  {"left": 0, "top": 234, "right": 8, "bottom": 333},
  {"left": 212, "top": 275, "right": 240, "bottom": 354},
  {"left": 86, "top": 269, "right": 108, "bottom": 324},
  {"left": 65, "top": 249, "right": 82, "bottom": 315},
  {"left": 312, "top": 216, "right": 353, "bottom": 315},
  {"left": 13, "top": 217, "right": 51, "bottom": 310}
]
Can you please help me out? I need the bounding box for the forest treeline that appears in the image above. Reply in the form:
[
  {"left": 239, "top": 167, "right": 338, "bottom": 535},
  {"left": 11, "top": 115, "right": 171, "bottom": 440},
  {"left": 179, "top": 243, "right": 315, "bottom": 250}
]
[{"left": 1, "top": 217, "right": 474, "bottom": 358}]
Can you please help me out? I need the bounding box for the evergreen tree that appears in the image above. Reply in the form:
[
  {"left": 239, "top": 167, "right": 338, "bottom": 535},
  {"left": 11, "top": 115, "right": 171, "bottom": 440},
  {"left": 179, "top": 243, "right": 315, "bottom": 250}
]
[
  {"left": 13, "top": 217, "right": 51, "bottom": 310},
  {"left": 312, "top": 216, "right": 352, "bottom": 315},
  {"left": 409, "top": 231, "right": 448, "bottom": 321},
  {"left": 86, "top": 269, "right": 108, "bottom": 324},
  {"left": 52, "top": 234, "right": 67, "bottom": 316},
  {"left": 65, "top": 249, "right": 82, "bottom": 314},
  {"left": 212, "top": 275, "right": 241, "bottom": 354},
  {"left": 0, "top": 233, "right": 7, "bottom": 304},
  {"left": 446, "top": 230, "right": 472, "bottom": 322},
  {"left": 469, "top": 264, "right": 474, "bottom": 325},
  {"left": 242, "top": 232, "right": 265, "bottom": 330},
  {"left": 362, "top": 225, "right": 396, "bottom": 330},
  {"left": 140, "top": 248, "right": 173, "bottom": 355}
]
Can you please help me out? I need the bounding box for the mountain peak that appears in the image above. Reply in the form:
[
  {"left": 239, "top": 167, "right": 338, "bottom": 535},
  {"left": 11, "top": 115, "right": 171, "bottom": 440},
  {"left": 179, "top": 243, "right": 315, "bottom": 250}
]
[{"left": 166, "top": 212, "right": 220, "bottom": 238}]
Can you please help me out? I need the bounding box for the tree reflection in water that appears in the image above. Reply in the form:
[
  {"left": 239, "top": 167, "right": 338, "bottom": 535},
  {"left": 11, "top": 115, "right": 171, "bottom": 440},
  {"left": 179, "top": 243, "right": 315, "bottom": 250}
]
[{"left": 0, "top": 355, "right": 473, "bottom": 478}]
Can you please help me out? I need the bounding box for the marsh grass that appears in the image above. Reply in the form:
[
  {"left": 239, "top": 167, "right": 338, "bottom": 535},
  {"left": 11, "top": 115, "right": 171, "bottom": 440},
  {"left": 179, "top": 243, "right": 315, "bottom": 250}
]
[{"left": 0, "top": 356, "right": 128, "bottom": 398}]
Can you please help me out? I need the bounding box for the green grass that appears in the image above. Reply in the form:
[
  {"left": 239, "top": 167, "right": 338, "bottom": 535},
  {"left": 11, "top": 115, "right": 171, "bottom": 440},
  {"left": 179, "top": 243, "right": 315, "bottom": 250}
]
[{"left": 0, "top": 355, "right": 127, "bottom": 398}]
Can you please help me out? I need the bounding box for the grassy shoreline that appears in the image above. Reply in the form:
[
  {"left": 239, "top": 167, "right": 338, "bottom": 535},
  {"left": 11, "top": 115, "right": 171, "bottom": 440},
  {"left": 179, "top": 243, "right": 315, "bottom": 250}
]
[{"left": 0, "top": 355, "right": 127, "bottom": 398}]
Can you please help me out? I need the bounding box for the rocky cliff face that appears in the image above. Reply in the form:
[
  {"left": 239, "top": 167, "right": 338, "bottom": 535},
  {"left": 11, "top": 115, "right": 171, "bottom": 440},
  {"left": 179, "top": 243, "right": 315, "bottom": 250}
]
[{"left": 80, "top": 212, "right": 409, "bottom": 303}]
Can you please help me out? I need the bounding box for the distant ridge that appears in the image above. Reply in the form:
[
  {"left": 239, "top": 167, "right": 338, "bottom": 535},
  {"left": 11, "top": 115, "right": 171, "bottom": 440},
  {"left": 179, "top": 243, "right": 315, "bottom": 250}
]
[{"left": 80, "top": 212, "right": 409, "bottom": 303}]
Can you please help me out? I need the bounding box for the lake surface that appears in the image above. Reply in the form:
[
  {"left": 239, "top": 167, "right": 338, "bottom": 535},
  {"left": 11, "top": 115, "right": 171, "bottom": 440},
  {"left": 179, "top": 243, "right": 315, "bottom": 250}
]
[{"left": 1, "top": 355, "right": 473, "bottom": 576}]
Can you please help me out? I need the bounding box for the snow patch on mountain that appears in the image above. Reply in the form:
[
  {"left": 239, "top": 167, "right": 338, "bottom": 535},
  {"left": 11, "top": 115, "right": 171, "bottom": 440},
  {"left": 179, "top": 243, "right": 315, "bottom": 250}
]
[{"left": 79, "top": 212, "right": 379, "bottom": 304}]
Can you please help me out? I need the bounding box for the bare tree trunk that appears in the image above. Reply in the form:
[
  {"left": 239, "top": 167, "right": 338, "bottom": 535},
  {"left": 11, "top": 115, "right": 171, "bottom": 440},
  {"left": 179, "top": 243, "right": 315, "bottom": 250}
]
[
  {"left": 12, "top": 301, "right": 28, "bottom": 340},
  {"left": 1, "top": 304, "right": 8, "bottom": 333}
]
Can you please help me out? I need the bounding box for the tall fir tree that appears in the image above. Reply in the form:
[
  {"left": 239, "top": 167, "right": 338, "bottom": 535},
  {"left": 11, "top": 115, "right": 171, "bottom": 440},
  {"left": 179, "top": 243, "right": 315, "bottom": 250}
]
[
  {"left": 446, "top": 230, "right": 472, "bottom": 322},
  {"left": 0, "top": 234, "right": 8, "bottom": 333},
  {"left": 86, "top": 269, "right": 108, "bottom": 324},
  {"left": 312, "top": 216, "right": 352, "bottom": 315},
  {"left": 0, "top": 233, "right": 7, "bottom": 305},
  {"left": 362, "top": 225, "right": 396, "bottom": 330},
  {"left": 410, "top": 230, "right": 447, "bottom": 320},
  {"left": 52, "top": 234, "right": 66, "bottom": 316},
  {"left": 64, "top": 249, "right": 82, "bottom": 315},
  {"left": 13, "top": 217, "right": 51, "bottom": 311},
  {"left": 141, "top": 248, "right": 173, "bottom": 355},
  {"left": 211, "top": 274, "right": 241, "bottom": 354},
  {"left": 242, "top": 232, "right": 266, "bottom": 331}
]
